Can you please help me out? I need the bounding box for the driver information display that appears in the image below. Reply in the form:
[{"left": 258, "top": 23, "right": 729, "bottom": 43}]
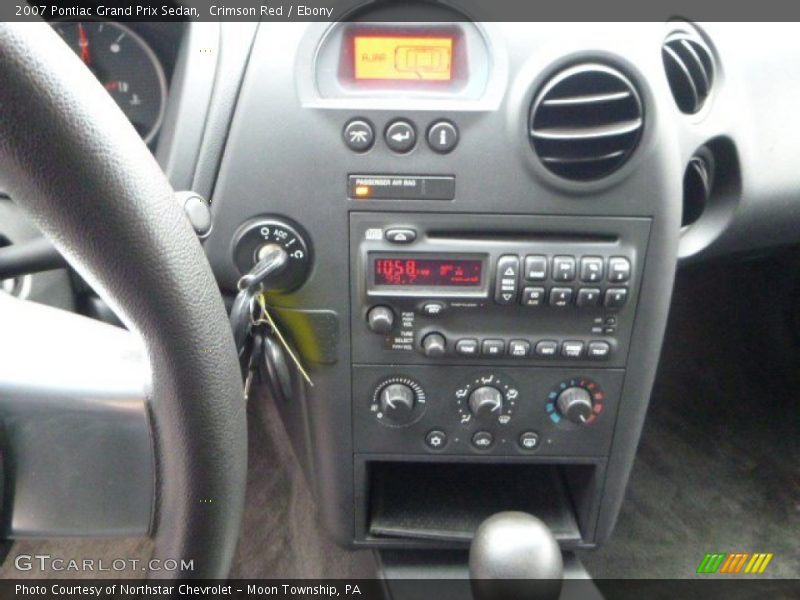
[
  {"left": 353, "top": 35, "right": 453, "bottom": 81},
  {"left": 374, "top": 257, "right": 482, "bottom": 286}
]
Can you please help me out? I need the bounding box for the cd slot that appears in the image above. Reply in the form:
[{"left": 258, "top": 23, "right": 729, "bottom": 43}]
[{"left": 426, "top": 230, "right": 618, "bottom": 243}]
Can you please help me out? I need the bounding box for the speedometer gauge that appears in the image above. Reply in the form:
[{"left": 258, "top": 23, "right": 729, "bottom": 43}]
[{"left": 52, "top": 21, "right": 167, "bottom": 145}]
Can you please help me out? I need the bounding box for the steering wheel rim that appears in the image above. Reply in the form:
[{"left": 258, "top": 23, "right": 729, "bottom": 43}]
[{"left": 0, "top": 22, "right": 246, "bottom": 578}]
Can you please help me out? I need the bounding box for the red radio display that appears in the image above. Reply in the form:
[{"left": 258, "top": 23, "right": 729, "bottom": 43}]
[{"left": 374, "top": 257, "right": 482, "bottom": 287}]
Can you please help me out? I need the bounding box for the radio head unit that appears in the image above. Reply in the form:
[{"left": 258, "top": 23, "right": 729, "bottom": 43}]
[{"left": 351, "top": 212, "right": 650, "bottom": 368}]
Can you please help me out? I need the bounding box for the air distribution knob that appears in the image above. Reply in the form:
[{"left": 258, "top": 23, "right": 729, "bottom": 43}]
[
  {"left": 556, "top": 386, "right": 594, "bottom": 425},
  {"left": 379, "top": 383, "right": 416, "bottom": 420},
  {"left": 468, "top": 386, "right": 504, "bottom": 418}
]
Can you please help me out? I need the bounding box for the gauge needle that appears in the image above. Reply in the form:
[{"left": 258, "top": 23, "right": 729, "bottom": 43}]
[{"left": 78, "top": 23, "right": 91, "bottom": 65}]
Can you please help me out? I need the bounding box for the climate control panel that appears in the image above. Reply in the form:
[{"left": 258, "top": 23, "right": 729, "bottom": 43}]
[{"left": 353, "top": 365, "right": 624, "bottom": 457}]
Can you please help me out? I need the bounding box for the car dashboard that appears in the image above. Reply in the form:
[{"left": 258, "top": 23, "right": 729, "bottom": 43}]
[{"left": 3, "top": 12, "right": 800, "bottom": 557}]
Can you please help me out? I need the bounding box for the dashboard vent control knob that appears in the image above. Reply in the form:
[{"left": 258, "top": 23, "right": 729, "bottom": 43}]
[{"left": 468, "top": 386, "right": 504, "bottom": 418}]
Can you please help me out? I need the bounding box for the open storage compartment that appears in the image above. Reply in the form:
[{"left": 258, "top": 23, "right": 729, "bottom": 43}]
[{"left": 365, "top": 461, "right": 600, "bottom": 545}]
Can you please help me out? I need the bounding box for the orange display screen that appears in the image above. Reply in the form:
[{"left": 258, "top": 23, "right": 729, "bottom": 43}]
[{"left": 353, "top": 36, "right": 453, "bottom": 81}]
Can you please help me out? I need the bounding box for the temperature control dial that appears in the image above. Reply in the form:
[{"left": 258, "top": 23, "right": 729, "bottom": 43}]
[
  {"left": 371, "top": 377, "right": 427, "bottom": 427},
  {"left": 546, "top": 378, "right": 605, "bottom": 428},
  {"left": 233, "top": 218, "right": 311, "bottom": 292},
  {"left": 455, "top": 374, "right": 519, "bottom": 425}
]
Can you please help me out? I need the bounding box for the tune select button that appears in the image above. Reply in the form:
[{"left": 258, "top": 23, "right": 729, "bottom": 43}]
[
  {"left": 343, "top": 119, "right": 374, "bottom": 152},
  {"left": 427, "top": 121, "right": 459, "bottom": 153},
  {"left": 385, "top": 120, "right": 417, "bottom": 153},
  {"left": 421, "top": 332, "right": 447, "bottom": 357}
]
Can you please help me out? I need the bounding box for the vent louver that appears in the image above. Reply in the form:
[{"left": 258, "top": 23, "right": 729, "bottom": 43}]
[
  {"left": 662, "top": 32, "right": 715, "bottom": 114},
  {"left": 529, "top": 64, "right": 643, "bottom": 181}
]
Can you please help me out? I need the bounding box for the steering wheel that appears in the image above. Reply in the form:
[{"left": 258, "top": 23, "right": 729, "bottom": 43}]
[{"left": 0, "top": 23, "right": 246, "bottom": 578}]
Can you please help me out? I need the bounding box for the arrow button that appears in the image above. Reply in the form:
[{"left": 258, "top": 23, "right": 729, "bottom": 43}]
[
  {"left": 494, "top": 255, "right": 520, "bottom": 305},
  {"left": 385, "top": 120, "right": 417, "bottom": 153}
]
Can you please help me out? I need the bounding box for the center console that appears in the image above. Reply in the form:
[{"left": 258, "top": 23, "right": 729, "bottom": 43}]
[{"left": 203, "top": 9, "right": 680, "bottom": 553}]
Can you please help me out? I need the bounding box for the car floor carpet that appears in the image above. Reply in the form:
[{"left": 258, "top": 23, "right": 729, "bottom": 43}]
[{"left": 579, "top": 258, "right": 800, "bottom": 579}]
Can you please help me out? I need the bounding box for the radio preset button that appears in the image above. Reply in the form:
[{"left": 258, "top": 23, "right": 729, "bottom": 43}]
[
  {"left": 421, "top": 332, "right": 447, "bottom": 357},
  {"left": 549, "top": 287, "right": 574, "bottom": 307},
  {"left": 494, "top": 255, "right": 520, "bottom": 305},
  {"left": 385, "top": 228, "right": 417, "bottom": 244},
  {"left": 456, "top": 338, "right": 479, "bottom": 356},
  {"left": 608, "top": 257, "right": 632, "bottom": 282},
  {"left": 535, "top": 340, "right": 559, "bottom": 357},
  {"left": 588, "top": 341, "right": 612, "bottom": 359},
  {"left": 576, "top": 287, "right": 602, "bottom": 308},
  {"left": 427, "top": 120, "right": 459, "bottom": 153},
  {"left": 385, "top": 119, "right": 417, "bottom": 153},
  {"left": 580, "top": 256, "right": 605, "bottom": 282},
  {"left": 604, "top": 288, "right": 629, "bottom": 309},
  {"left": 522, "top": 286, "right": 546, "bottom": 306},
  {"left": 508, "top": 340, "right": 531, "bottom": 358},
  {"left": 421, "top": 301, "right": 446, "bottom": 317},
  {"left": 561, "top": 341, "right": 585, "bottom": 359},
  {"left": 343, "top": 118, "right": 374, "bottom": 152},
  {"left": 366, "top": 305, "right": 395, "bottom": 334},
  {"left": 553, "top": 256, "right": 577, "bottom": 282},
  {"left": 524, "top": 255, "right": 548, "bottom": 281},
  {"left": 482, "top": 339, "right": 505, "bottom": 357}
]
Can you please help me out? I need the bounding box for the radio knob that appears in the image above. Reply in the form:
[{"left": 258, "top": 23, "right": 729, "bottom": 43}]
[
  {"left": 556, "top": 387, "right": 594, "bottom": 425},
  {"left": 421, "top": 332, "right": 447, "bottom": 357},
  {"left": 367, "top": 305, "right": 395, "bottom": 334},
  {"left": 468, "top": 386, "right": 504, "bottom": 418},
  {"left": 379, "top": 383, "right": 416, "bottom": 420}
]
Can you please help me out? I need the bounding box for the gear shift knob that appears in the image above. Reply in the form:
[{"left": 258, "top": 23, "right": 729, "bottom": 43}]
[{"left": 469, "top": 512, "right": 564, "bottom": 600}]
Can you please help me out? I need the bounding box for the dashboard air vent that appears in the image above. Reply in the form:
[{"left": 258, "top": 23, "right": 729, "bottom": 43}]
[
  {"left": 529, "top": 64, "right": 643, "bottom": 181},
  {"left": 662, "top": 32, "right": 715, "bottom": 114}
]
